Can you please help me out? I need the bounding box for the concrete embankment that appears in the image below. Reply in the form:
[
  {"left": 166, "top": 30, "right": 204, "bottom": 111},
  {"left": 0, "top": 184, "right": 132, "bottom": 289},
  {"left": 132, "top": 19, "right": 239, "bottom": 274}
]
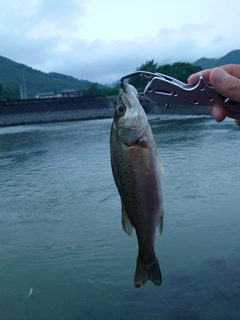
[
  {"left": 0, "top": 96, "right": 210, "bottom": 127},
  {"left": 0, "top": 96, "right": 116, "bottom": 127}
]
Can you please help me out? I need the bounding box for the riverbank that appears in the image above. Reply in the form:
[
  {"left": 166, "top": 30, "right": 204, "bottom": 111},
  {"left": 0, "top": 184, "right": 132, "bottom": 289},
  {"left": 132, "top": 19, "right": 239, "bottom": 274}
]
[
  {"left": 0, "top": 96, "right": 115, "bottom": 127},
  {"left": 0, "top": 96, "right": 210, "bottom": 127}
]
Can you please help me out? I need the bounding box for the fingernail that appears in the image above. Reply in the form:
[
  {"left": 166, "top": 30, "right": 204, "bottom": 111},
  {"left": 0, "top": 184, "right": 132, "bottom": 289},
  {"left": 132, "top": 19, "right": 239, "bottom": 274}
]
[{"left": 211, "top": 68, "right": 229, "bottom": 84}]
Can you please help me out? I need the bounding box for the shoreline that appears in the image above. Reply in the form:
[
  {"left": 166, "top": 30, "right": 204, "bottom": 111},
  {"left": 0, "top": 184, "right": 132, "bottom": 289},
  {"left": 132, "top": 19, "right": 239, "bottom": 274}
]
[{"left": 0, "top": 97, "right": 210, "bottom": 127}]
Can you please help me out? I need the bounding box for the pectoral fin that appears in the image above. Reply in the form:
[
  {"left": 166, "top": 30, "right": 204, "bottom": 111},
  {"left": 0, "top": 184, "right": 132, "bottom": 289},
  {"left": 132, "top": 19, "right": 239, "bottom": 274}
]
[
  {"left": 155, "top": 147, "right": 164, "bottom": 174},
  {"left": 121, "top": 201, "right": 133, "bottom": 236},
  {"left": 122, "top": 203, "right": 133, "bottom": 236}
]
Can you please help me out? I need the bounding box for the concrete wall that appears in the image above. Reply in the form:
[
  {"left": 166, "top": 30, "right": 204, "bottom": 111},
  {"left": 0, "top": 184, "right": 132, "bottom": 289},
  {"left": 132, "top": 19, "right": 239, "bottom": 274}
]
[
  {"left": 0, "top": 96, "right": 210, "bottom": 127},
  {"left": 0, "top": 96, "right": 115, "bottom": 127}
]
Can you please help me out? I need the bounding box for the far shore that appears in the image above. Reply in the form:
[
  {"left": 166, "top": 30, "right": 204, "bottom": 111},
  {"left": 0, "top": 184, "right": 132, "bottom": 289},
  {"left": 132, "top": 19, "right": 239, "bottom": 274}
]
[{"left": 0, "top": 97, "right": 211, "bottom": 127}]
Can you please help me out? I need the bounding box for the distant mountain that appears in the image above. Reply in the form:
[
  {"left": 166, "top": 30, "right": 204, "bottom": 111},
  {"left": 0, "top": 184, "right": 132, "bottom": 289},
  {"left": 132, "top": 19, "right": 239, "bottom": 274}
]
[
  {"left": 106, "top": 79, "right": 120, "bottom": 88},
  {"left": 2, "top": 49, "right": 239, "bottom": 98},
  {"left": 193, "top": 49, "right": 240, "bottom": 69},
  {"left": 0, "top": 55, "right": 107, "bottom": 98}
]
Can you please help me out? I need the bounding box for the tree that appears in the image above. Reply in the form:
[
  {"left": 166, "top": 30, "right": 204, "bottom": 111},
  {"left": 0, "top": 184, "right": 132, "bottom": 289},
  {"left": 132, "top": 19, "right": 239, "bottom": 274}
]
[
  {"left": 82, "top": 82, "right": 100, "bottom": 97},
  {"left": 129, "top": 61, "right": 202, "bottom": 91},
  {"left": 99, "top": 86, "right": 119, "bottom": 97},
  {"left": 157, "top": 62, "right": 202, "bottom": 83},
  {"left": 83, "top": 82, "right": 119, "bottom": 97},
  {"left": 0, "top": 83, "right": 20, "bottom": 100},
  {"left": 129, "top": 59, "right": 158, "bottom": 90}
]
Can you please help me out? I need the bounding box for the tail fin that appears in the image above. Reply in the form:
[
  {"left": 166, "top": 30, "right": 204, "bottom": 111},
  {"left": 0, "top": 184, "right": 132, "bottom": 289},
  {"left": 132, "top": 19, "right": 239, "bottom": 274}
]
[{"left": 134, "top": 256, "right": 162, "bottom": 288}]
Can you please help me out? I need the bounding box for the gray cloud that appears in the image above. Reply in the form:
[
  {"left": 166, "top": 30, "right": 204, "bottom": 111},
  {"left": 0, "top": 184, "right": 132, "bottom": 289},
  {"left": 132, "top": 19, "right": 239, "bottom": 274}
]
[{"left": 0, "top": 2, "right": 239, "bottom": 84}]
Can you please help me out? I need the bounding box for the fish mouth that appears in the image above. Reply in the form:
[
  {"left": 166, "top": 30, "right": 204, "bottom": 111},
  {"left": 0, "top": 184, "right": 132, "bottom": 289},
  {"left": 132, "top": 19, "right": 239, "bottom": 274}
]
[
  {"left": 120, "top": 83, "right": 139, "bottom": 99},
  {"left": 121, "top": 81, "right": 124, "bottom": 90},
  {"left": 121, "top": 82, "right": 127, "bottom": 93}
]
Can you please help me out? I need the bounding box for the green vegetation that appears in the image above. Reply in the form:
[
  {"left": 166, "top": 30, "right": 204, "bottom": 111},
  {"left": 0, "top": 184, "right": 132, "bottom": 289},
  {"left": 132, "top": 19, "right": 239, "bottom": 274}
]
[
  {"left": 82, "top": 60, "right": 202, "bottom": 97},
  {"left": 0, "top": 55, "right": 107, "bottom": 98},
  {"left": 0, "top": 54, "right": 202, "bottom": 100},
  {"left": 0, "top": 83, "right": 20, "bottom": 100},
  {"left": 129, "top": 60, "right": 202, "bottom": 91},
  {"left": 0, "top": 49, "right": 238, "bottom": 99},
  {"left": 82, "top": 82, "right": 119, "bottom": 97}
]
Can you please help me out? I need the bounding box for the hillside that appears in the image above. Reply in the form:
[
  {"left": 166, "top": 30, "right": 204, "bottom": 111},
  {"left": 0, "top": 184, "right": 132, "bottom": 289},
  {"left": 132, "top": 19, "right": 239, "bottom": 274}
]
[
  {"left": 0, "top": 55, "right": 106, "bottom": 98},
  {"left": 1, "top": 49, "right": 239, "bottom": 99},
  {"left": 193, "top": 49, "right": 240, "bottom": 69}
]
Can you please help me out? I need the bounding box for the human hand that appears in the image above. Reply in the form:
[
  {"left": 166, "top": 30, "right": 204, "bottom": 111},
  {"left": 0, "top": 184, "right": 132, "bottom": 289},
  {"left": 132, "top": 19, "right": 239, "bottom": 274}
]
[{"left": 188, "top": 64, "right": 240, "bottom": 126}]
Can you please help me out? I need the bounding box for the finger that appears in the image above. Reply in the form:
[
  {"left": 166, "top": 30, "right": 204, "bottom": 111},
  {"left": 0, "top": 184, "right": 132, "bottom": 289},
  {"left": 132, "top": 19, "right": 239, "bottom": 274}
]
[
  {"left": 210, "top": 106, "right": 227, "bottom": 122},
  {"left": 235, "top": 119, "right": 240, "bottom": 126},
  {"left": 188, "top": 69, "right": 212, "bottom": 84},
  {"left": 210, "top": 106, "right": 240, "bottom": 125},
  {"left": 225, "top": 110, "right": 240, "bottom": 120},
  {"left": 215, "top": 64, "right": 240, "bottom": 79},
  {"left": 188, "top": 64, "right": 240, "bottom": 85},
  {"left": 188, "top": 73, "right": 199, "bottom": 84},
  {"left": 210, "top": 68, "right": 240, "bottom": 102}
]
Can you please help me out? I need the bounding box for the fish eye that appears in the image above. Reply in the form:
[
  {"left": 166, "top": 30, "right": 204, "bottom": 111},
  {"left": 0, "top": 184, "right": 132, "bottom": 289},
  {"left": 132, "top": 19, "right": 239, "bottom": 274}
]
[{"left": 116, "top": 104, "right": 126, "bottom": 116}]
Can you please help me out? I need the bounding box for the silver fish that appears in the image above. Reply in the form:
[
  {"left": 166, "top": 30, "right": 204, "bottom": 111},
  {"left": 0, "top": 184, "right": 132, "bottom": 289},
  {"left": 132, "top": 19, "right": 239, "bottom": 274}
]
[{"left": 110, "top": 83, "right": 164, "bottom": 288}]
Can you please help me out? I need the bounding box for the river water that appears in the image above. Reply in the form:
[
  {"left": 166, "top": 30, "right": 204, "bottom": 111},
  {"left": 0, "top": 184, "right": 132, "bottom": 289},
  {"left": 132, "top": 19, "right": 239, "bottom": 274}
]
[{"left": 0, "top": 115, "right": 240, "bottom": 320}]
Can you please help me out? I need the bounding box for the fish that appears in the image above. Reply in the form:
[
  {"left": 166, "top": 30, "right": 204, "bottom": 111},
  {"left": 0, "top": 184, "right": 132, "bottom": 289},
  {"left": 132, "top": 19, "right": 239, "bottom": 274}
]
[{"left": 110, "top": 83, "right": 164, "bottom": 288}]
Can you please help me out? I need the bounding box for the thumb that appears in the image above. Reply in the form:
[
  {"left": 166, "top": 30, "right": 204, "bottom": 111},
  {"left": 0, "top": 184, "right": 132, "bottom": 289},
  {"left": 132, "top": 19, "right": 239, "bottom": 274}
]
[{"left": 210, "top": 67, "right": 240, "bottom": 102}]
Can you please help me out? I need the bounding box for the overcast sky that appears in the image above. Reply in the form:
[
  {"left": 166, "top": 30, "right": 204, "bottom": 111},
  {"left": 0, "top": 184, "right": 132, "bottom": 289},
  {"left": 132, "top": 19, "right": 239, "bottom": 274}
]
[{"left": 1, "top": 0, "right": 240, "bottom": 84}]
